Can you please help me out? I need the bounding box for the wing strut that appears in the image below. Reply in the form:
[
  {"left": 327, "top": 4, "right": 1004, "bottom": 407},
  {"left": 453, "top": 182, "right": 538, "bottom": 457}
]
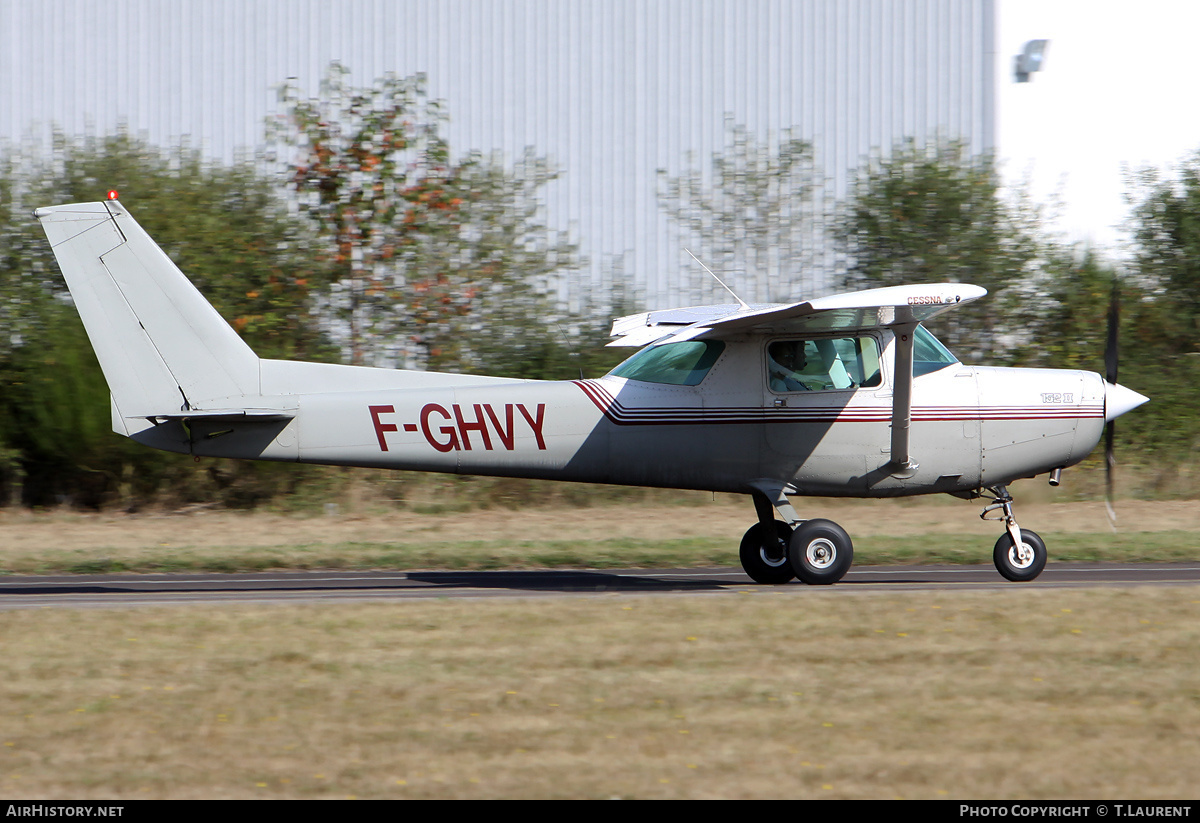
[{"left": 889, "top": 322, "right": 918, "bottom": 473}]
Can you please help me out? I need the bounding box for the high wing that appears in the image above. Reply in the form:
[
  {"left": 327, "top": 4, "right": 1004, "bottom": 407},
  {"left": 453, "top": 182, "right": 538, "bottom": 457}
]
[{"left": 608, "top": 283, "right": 987, "bottom": 346}]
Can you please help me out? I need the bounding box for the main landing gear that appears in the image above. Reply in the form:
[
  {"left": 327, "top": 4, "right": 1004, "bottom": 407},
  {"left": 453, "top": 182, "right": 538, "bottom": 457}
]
[
  {"left": 739, "top": 517, "right": 855, "bottom": 585},
  {"left": 739, "top": 483, "right": 1048, "bottom": 585},
  {"left": 739, "top": 520, "right": 795, "bottom": 584},
  {"left": 741, "top": 489, "right": 854, "bottom": 585}
]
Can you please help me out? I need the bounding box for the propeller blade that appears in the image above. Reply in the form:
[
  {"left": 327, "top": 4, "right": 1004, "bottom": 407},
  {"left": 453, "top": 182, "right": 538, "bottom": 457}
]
[
  {"left": 1105, "top": 420, "right": 1116, "bottom": 528},
  {"left": 1105, "top": 281, "right": 1119, "bottom": 386},
  {"left": 1104, "top": 280, "right": 1119, "bottom": 528}
]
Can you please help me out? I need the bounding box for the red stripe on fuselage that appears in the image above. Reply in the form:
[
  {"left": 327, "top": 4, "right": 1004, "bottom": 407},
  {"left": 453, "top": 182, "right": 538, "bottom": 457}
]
[{"left": 572, "top": 380, "right": 1104, "bottom": 427}]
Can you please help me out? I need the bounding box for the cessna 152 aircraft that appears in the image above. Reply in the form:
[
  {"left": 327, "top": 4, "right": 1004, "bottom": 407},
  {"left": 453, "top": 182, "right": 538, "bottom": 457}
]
[{"left": 35, "top": 198, "right": 1148, "bottom": 584}]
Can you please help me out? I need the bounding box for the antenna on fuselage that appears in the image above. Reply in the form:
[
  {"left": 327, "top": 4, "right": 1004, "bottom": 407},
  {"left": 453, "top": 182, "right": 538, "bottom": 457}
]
[
  {"left": 553, "top": 321, "right": 584, "bottom": 380},
  {"left": 684, "top": 249, "right": 750, "bottom": 311}
]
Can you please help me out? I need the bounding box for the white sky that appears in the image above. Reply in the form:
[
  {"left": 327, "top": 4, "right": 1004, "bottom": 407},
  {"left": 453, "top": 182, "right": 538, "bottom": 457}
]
[{"left": 997, "top": 0, "right": 1200, "bottom": 257}]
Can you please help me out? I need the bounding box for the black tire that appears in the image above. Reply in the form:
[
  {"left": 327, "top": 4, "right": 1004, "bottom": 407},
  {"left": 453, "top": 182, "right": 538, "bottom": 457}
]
[
  {"left": 789, "top": 519, "right": 853, "bottom": 585},
  {"left": 739, "top": 521, "right": 795, "bottom": 584},
  {"left": 993, "top": 529, "right": 1047, "bottom": 582}
]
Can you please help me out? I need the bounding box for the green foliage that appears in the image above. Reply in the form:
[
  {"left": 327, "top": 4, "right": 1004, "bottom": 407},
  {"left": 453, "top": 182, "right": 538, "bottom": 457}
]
[
  {"left": 0, "top": 299, "right": 348, "bottom": 508},
  {"left": 1, "top": 146, "right": 79, "bottom": 504},
  {"left": 0, "top": 133, "right": 337, "bottom": 507},
  {"left": 392, "top": 148, "right": 583, "bottom": 375},
  {"left": 0, "top": 151, "right": 65, "bottom": 359},
  {"left": 1116, "top": 152, "right": 1200, "bottom": 465},
  {"left": 1111, "top": 353, "right": 1200, "bottom": 466},
  {"left": 1128, "top": 151, "right": 1200, "bottom": 353},
  {"left": 838, "top": 139, "right": 1040, "bottom": 361},
  {"left": 658, "top": 123, "right": 819, "bottom": 303},
  {"left": 1, "top": 302, "right": 164, "bottom": 507},
  {"left": 45, "top": 132, "right": 337, "bottom": 362},
  {"left": 1008, "top": 250, "right": 1118, "bottom": 371},
  {"left": 271, "top": 63, "right": 582, "bottom": 372},
  {"left": 463, "top": 310, "right": 629, "bottom": 381}
]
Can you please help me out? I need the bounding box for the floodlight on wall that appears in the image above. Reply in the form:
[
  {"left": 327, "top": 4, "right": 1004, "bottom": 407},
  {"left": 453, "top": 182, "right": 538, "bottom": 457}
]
[{"left": 1014, "top": 39, "right": 1049, "bottom": 83}]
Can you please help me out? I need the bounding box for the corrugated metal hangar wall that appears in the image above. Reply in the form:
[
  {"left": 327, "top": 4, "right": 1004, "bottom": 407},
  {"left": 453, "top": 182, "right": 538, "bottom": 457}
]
[{"left": 2, "top": 0, "right": 995, "bottom": 308}]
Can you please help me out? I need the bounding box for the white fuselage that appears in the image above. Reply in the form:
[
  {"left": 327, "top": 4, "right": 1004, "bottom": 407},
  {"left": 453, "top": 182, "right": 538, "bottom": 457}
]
[
  {"left": 133, "top": 330, "right": 1107, "bottom": 499},
  {"left": 35, "top": 196, "right": 1143, "bottom": 584}
]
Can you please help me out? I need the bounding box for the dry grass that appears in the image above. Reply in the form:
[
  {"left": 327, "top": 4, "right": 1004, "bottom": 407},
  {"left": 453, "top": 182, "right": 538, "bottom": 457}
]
[
  {"left": 2, "top": 587, "right": 1199, "bottom": 799},
  {"left": 3, "top": 494, "right": 1198, "bottom": 798},
  {"left": 3, "top": 495, "right": 1199, "bottom": 574}
]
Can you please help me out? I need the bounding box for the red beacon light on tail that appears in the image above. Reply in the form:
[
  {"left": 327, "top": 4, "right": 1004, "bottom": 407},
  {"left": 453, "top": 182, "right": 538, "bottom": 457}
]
[{"left": 106, "top": 190, "right": 119, "bottom": 200}]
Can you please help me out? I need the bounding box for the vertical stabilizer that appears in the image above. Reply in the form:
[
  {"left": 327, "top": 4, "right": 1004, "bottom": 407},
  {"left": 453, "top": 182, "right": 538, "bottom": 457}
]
[{"left": 34, "top": 200, "right": 260, "bottom": 420}]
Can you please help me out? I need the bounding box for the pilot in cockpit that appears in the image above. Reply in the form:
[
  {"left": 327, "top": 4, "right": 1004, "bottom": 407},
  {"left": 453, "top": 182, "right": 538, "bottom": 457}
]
[{"left": 768, "top": 342, "right": 814, "bottom": 392}]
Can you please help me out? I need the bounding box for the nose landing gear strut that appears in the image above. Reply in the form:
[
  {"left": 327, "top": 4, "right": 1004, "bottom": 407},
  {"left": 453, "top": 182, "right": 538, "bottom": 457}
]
[{"left": 981, "top": 485, "right": 1047, "bottom": 582}]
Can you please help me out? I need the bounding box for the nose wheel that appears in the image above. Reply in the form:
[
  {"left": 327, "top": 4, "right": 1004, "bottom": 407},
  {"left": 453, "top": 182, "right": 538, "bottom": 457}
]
[
  {"left": 993, "top": 529, "right": 1047, "bottom": 582},
  {"left": 982, "top": 485, "right": 1048, "bottom": 582}
]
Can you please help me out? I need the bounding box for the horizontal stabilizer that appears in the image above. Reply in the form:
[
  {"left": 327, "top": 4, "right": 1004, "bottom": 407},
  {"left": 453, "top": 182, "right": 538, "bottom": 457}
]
[{"left": 146, "top": 410, "right": 296, "bottom": 424}]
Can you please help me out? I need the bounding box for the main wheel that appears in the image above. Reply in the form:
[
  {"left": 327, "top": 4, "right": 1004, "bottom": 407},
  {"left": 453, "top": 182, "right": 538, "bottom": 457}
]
[
  {"left": 789, "top": 519, "right": 853, "bottom": 585},
  {"left": 739, "top": 521, "right": 795, "bottom": 584},
  {"left": 993, "top": 529, "right": 1047, "bottom": 582}
]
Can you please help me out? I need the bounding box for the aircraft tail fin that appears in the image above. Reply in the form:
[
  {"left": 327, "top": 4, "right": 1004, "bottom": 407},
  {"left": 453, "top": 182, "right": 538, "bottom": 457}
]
[{"left": 34, "top": 200, "right": 260, "bottom": 423}]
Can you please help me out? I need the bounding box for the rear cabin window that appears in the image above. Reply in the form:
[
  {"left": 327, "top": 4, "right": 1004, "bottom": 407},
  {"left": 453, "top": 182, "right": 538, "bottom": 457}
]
[
  {"left": 767, "top": 336, "right": 882, "bottom": 392},
  {"left": 609, "top": 340, "right": 725, "bottom": 386}
]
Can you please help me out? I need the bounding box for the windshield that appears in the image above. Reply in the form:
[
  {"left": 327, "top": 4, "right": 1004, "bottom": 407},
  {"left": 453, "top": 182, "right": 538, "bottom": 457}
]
[
  {"left": 608, "top": 340, "right": 725, "bottom": 386},
  {"left": 913, "top": 325, "right": 958, "bottom": 376}
]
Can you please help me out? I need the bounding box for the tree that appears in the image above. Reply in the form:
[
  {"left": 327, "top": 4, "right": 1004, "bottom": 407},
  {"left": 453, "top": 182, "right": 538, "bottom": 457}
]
[
  {"left": 837, "top": 139, "right": 1040, "bottom": 361},
  {"left": 45, "top": 132, "right": 334, "bottom": 361},
  {"left": 270, "top": 63, "right": 581, "bottom": 371},
  {"left": 658, "top": 123, "right": 822, "bottom": 304},
  {"left": 388, "top": 148, "right": 579, "bottom": 375},
  {"left": 1007, "top": 249, "right": 1122, "bottom": 371},
  {"left": 0, "top": 149, "right": 65, "bottom": 358},
  {"left": 1128, "top": 151, "right": 1200, "bottom": 353},
  {"left": 0, "top": 133, "right": 334, "bottom": 507}
]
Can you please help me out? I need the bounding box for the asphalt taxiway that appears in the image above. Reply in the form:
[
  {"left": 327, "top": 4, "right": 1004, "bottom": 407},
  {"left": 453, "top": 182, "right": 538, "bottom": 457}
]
[{"left": 2, "top": 562, "right": 1199, "bottom": 609}]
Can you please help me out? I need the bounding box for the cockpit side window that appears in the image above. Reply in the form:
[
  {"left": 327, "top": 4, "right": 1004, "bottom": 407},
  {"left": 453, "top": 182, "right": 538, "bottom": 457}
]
[
  {"left": 609, "top": 340, "right": 726, "bottom": 386},
  {"left": 767, "top": 336, "right": 882, "bottom": 392}
]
